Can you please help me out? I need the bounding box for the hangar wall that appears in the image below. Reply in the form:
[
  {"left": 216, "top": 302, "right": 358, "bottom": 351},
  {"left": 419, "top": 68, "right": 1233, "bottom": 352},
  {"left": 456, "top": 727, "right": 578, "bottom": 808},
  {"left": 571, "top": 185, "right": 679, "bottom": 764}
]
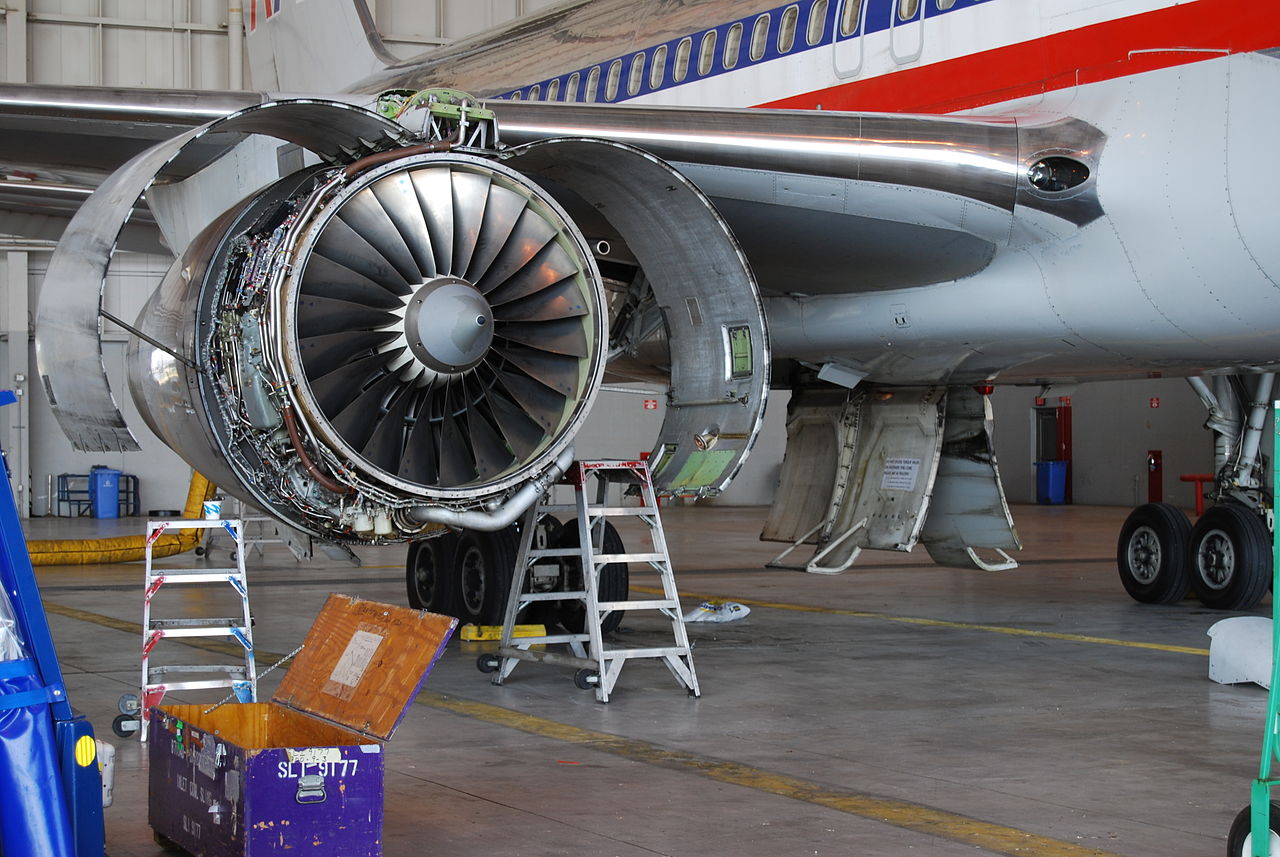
[{"left": 0, "top": 1, "right": 1221, "bottom": 518}]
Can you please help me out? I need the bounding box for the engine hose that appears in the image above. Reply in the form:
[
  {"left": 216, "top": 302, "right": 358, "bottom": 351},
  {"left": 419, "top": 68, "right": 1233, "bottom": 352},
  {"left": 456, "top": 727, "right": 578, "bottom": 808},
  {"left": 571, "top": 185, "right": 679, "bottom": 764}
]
[
  {"left": 341, "top": 132, "right": 457, "bottom": 180},
  {"left": 282, "top": 405, "right": 354, "bottom": 495},
  {"left": 27, "top": 472, "right": 216, "bottom": 566}
]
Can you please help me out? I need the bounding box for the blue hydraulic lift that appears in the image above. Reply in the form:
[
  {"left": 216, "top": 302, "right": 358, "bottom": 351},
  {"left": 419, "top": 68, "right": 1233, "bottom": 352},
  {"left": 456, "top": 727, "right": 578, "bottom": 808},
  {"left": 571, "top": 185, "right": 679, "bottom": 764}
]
[{"left": 0, "top": 390, "right": 104, "bottom": 856}]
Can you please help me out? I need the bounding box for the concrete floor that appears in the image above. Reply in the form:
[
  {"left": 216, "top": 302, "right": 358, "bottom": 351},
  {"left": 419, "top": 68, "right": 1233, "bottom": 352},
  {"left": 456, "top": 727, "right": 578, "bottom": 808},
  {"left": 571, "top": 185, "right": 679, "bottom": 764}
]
[{"left": 22, "top": 503, "right": 1268, "bottom": 856}]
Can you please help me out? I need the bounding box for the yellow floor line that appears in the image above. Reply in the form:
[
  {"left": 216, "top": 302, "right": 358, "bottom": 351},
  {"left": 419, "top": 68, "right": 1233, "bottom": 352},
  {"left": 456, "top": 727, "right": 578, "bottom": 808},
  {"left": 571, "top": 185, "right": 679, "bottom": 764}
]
[
  {"left": 49, "top": 600, "right": 1123, "bottom": 857},
  {"left": 636, "top": 586, "right": 1211, "bottom": 656}
]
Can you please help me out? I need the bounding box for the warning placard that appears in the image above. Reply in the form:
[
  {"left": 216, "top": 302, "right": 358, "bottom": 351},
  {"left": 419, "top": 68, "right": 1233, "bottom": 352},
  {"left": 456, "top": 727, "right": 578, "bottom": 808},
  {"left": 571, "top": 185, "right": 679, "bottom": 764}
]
[{"left": 880, "top": 457, "right": 921, "bottom": 492}]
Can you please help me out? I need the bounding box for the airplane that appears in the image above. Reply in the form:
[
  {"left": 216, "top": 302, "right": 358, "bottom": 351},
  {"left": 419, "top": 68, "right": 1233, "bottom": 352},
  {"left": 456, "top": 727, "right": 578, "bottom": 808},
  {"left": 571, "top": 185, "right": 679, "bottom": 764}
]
[{"left": 1, "top": 0, "right": 1277, "bottom": 639}]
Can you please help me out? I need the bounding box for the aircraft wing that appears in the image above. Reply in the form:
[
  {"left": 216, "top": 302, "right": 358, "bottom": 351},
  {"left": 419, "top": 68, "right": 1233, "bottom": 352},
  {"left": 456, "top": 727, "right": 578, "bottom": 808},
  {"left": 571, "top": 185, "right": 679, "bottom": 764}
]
[{"left": 0, "top": 84, "right": 1102, "bottom": 297}]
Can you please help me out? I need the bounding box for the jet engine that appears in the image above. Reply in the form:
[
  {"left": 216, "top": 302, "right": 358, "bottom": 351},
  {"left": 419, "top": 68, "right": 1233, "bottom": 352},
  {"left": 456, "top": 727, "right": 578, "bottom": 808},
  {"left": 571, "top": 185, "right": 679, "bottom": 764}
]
[
  {"left": 128, "top": 150, "right": 605, "bottom": 541},
  {"left": 36, "top": 97, "right": 769, "bottom": 546}
]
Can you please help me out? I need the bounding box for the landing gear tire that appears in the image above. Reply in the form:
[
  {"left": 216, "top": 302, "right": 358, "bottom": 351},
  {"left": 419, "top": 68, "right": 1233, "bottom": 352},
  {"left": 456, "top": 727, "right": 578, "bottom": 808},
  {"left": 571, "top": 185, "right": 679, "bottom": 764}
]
[
  {"left": 406, "top": 532, "right": 459, "bottom": 615},
  {"left": 573, "top": 668, "right": 599, "bottom": 690},
  {"left": 555, "top": 519, "right": 629, "bottom": 634},
  {"left": 1189, "top": 503, "right": 1272, "bottom": 610},
  {"left": 1117, "top": 503, "right": 1191, "bottom": 604},
  {"left": 1228, "top": 802, "right": 1280, "bottom": 857},
  {"left": 454, "top": 526, "right": 518, "bottom": 627}
]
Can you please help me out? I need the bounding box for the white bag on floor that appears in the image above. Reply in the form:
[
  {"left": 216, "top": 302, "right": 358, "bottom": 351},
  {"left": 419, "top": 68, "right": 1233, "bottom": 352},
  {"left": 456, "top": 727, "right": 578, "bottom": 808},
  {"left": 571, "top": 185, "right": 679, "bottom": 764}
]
[
  {"left": 1208, "top": 616, "right": 1273, "bottom": 688},
  {"left": 683, "top": 600, "right": 750, "bottom": 623}
]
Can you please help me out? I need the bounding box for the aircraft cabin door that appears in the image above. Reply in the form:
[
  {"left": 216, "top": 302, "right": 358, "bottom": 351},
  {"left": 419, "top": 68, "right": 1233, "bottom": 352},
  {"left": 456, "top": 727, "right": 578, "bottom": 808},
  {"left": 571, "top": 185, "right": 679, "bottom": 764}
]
[
  {"left": 832, "top": 0, "right": 866, "bottom": 78},
  {"left": 890, "top": 0, "right": 924, "bottom": 64}
]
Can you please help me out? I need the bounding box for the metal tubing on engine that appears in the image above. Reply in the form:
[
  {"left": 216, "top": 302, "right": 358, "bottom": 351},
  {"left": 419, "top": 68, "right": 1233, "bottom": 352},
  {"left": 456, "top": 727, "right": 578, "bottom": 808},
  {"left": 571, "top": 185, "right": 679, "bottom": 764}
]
[{"left": 408, "top": 447, "right": 575, "bottom": 532}]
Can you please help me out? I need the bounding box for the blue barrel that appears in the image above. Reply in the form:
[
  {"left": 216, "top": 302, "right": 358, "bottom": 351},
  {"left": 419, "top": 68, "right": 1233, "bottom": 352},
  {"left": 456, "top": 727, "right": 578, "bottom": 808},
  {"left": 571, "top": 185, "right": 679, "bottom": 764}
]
[
  {"left": 89, "top": 469, "right": 121, "bottom": 519},
  {"left": 1034, "top": 460, "right": 1067, "bottom": 505}
]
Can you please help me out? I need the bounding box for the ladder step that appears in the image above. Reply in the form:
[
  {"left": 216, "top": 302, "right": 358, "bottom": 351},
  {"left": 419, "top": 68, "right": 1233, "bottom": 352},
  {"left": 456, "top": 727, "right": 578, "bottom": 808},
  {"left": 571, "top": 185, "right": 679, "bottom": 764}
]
[
  {"left": 517, "top": 591, "right": 587, "bottom": 603},
  {"left": 596, "top": 599, "right": 679, "bottom": 611},
  {"left": 148, "top": 570, "right": 245, "bottom": 583},
  {"left": 151, "top": 617, "right": 245, "bottom": 629},
  {"left": 595, "top": 553, "right": 666, "bottom": 564},
  {"left": 149, "top": 664, "right": 249, "bottom": 676},
  {"left": 598, "top": 646, "right": 691, "bottom": 660},
  {"left": 143, "top": 678, "right": 245, "bottom": 693}
]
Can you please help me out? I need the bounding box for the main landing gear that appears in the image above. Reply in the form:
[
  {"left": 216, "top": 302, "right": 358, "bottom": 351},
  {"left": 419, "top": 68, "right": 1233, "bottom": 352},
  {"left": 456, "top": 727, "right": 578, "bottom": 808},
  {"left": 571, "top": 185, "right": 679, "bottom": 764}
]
[
  {"left": 405, "top": 517, "right": 629, "bottom": 628},
  {"left": 1118, "top": 373, "right": 1275, "bottom": 611}
]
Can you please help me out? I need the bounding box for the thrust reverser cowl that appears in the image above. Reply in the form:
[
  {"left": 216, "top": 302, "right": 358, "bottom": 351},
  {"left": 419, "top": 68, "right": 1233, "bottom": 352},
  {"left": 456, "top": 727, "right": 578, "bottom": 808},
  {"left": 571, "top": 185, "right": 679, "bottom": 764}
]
[{"left": 129, "top": 151, "right": 608, "bottom": 542}]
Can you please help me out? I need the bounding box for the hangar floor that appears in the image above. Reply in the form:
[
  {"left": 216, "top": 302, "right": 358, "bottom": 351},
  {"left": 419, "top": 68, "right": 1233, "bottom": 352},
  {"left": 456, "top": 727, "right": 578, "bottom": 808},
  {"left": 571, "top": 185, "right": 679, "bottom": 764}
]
[{"left": 24, "top": 503, "right": 1264, "bottom": 857}]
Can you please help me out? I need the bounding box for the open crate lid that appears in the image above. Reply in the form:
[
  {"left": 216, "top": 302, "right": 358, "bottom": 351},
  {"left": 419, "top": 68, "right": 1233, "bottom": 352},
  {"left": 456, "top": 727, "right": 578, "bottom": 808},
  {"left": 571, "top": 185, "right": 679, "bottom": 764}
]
[{"left": 272, "top": 594, "right": 457, "bottom": 741}]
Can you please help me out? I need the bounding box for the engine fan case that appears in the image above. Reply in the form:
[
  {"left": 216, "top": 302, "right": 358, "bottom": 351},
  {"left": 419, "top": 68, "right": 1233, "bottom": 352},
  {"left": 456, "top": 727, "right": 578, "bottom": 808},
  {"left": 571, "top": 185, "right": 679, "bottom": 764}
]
[{"left": 130, "top": 152, "right": 607, "bottom": 540}]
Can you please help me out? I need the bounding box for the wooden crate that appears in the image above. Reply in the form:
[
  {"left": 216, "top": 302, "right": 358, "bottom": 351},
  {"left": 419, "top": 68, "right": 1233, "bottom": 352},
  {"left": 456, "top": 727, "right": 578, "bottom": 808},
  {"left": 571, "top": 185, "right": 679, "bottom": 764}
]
[{"left": 148, "top": 595, "right": 456, "bottom": 856}]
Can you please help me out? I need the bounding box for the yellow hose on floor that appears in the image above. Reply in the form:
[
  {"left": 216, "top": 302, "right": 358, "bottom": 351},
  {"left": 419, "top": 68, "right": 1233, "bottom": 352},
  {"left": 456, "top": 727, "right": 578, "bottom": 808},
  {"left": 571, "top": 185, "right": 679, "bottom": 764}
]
[{"left": 28, "top": 473, "right": 216, "bottom": 566}]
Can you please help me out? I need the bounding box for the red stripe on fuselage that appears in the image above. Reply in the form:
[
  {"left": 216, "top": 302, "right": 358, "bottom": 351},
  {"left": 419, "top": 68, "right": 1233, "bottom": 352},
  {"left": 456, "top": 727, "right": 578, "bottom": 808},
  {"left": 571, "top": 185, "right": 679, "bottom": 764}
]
[{"left": 758, "top": 0, "right": 1280, "bottom": 113}]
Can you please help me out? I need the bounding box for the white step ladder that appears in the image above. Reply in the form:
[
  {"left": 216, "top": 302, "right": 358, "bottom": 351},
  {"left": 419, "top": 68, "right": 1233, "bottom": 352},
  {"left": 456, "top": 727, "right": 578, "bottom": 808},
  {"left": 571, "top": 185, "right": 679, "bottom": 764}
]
[
  {"left": 484, "top": 459, "right": 699, "bottom": 703},
  {"left": 139, "top": 517, "right": 257, "bottom": 740}
]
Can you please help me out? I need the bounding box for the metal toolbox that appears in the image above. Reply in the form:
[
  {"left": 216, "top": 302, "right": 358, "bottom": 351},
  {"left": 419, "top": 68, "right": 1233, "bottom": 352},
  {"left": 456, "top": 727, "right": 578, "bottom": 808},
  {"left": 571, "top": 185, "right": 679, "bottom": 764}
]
[{"left": 148, "top": 595, "right": 456, "bottom": 856}]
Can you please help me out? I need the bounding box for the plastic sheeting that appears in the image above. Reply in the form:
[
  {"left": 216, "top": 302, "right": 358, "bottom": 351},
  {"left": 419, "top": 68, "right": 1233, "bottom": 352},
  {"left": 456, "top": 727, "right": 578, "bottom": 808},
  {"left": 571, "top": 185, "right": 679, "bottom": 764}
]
[{"left": 0, "top": 658, "right": 73, "bottom": 857}]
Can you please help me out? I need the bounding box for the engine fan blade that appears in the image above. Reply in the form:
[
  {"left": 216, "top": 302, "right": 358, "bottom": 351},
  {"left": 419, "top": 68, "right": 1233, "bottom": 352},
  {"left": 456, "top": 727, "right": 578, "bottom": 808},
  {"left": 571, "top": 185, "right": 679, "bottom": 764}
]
[
  {"left": 328, "top": 371, "right": 404, "bottom": 453},
  {"left": 398, "top": 390, "right": 440, "bottom": 485},
  {"left": 437, "top": 384, "right": 478, "bottom": 486},
  {"left": 312, "top": 215, "right": 412, "bottom": 297},
  {"left": 360, "top": 383, "right": 416, "bottom": 473},
  {"left": 484, "top": 241, "right": 580, "bottom": 306},
  {"left": 480, "top": 372, "right": 547, "bottom": 460},
  {"left": 494, "top": 344, "right": 582, "bottom": 399},
  {"left": 473, "top": 208, "right": 558, "bottom": 294},
  {"left": 466, "top": 184, "right": 528, "bottom": 285},
  {"left": 298, "top": 330, "right": 399, "bottom": 381},
  {"left": 337, "top": 187, "right": 424, "bottom": 285},
  {"left": 411, "top": 167, "right": 454, "bottom": 276},
  {"left": 460, "top": 377, "right": 517, "bottom": 479},
  {"left": 449, "top": 171, "right": 491, "bottom": 279},
  {"left": 296, "top": 294, "right": 397, "bottom": 339},
  {"left": 307, "top": 352, "right": 390, "bottom": 416},
  {"left": 491, "top": 277, "right": 590, "bottom": 322},
  {"left": 370, "top": 172, "right": 437, "bottom": 280},
  {"left": 301, "top": 255, "right": 406, "bottom": 308},
  {"left": 495, "top": 317, "right": 589, "bottom": 358},
  {"left": 493, "top": 367, "right": 568, "bottom": 433}
]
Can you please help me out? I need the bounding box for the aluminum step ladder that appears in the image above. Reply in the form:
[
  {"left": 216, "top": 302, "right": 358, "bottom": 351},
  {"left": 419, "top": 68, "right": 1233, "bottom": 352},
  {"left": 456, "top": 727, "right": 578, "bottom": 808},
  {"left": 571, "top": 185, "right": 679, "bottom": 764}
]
[
  {"left": 485, "top": 459, "right": 699, "bottom": 703},
  {"left": 137, "top": 517, "right": 256, "bottom": 741}
]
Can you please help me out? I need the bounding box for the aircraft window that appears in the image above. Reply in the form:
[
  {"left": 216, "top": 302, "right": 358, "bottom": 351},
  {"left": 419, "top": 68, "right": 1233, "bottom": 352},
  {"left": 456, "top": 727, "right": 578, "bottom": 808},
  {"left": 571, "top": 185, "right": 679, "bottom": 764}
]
[
  {"left": 585, "top": 66, "right": 600, "bottom": 101},
  {"left": 839, "top": 0, "right": 862, "bottom": 36},
  {"left": 547, "top": 78, "right": 561, "bottom": 101},
  {"left": 605, "top": 59, "right": 623, "bottom": 100},
  {"left": 674, "top": 37, "right": 692, "bottom": 82},
  {"left": 528, "top": 84, "right": 541, "bottom": 100},
  {"left": 750, "top": 13, "right": 771, "bottom": 61},
  {"left": 807, "top": 0, "right": 829, "bottom": 45},
  {"left": 898, "top": 0, "right": 919, "bottom": 20},
  {"left": 510, "top": 90, "right": 522, "bottom": 100},
  {"left": 779, "top": 6, "right": 799, "bottom": 53},
  {"left": 566, "top": 72, "right": 580, "bottom": 101},
  {"left": 698, "top": 30, "right": 717, "bottom": 76},
  {"left": 724, "top": 22, "right": 743, "bottom": 69},
  {"left": 936, "top": 0, "right": 955, "bottom": 8},
  {"left": 651, "top": 44, "right": 668, "bottom": 88},
  {"left": 628, "top": 52, "right": 645, "bottom": 95}
]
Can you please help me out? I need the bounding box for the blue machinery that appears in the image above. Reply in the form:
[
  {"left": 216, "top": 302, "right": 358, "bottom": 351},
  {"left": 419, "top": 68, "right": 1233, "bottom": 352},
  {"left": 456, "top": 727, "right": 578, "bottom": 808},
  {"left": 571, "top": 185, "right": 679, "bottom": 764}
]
[{"left": 0, "top": 391, "right": 104, "bottom": 856}]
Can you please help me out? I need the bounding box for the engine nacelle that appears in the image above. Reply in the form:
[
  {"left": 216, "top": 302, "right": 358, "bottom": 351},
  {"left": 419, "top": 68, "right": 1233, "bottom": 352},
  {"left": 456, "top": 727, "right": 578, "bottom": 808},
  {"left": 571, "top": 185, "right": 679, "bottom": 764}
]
[
  {"left": 129, "top": 151, "right": 606, "bottom": 541},
  {"left": 36, "top": 98, "right": 769, "bottom": 545}
]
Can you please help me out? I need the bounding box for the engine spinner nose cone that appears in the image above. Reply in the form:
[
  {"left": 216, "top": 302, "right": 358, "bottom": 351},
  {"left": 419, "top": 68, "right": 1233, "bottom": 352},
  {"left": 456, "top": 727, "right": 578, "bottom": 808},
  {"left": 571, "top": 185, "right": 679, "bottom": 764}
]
[{"left": 404, "top": 277, "right": 494, "bottom": 373}]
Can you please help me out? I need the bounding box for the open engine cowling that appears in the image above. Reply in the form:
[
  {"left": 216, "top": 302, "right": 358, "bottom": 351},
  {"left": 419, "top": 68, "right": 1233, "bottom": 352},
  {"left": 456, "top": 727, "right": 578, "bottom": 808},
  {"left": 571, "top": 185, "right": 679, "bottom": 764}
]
[
  {"left": 36, "top": 98, "right": 769, "bottom": 544},
  {"left": 129, "top": 151, "right": 606, "bottom": 541}
]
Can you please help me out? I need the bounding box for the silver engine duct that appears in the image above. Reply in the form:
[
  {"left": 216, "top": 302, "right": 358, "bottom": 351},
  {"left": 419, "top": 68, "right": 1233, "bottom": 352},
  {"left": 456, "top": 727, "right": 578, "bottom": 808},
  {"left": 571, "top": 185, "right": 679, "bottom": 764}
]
[{"left": 129, "top": 150, "right": 606, "bottom": 541}]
